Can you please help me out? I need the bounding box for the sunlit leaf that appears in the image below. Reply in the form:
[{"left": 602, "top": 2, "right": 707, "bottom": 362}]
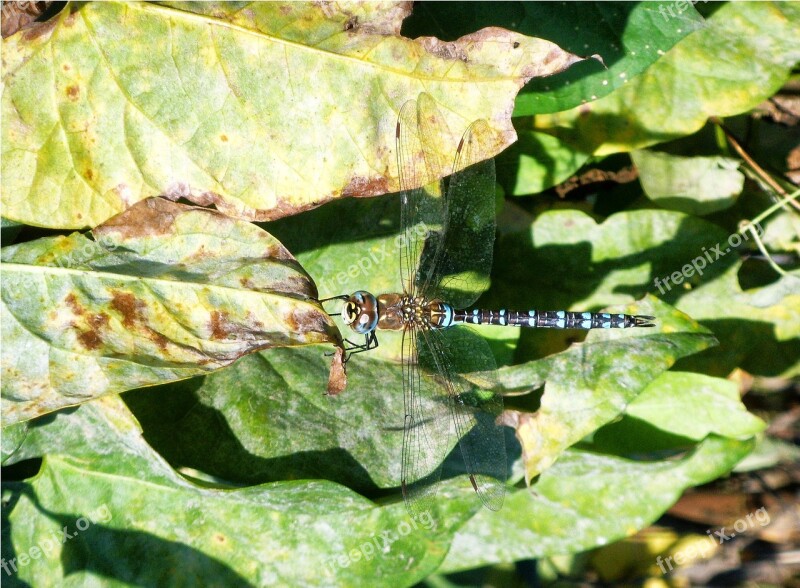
[
  {"left": 495, "top": 296, "right": 716, "bottom": 482},
  {"left": 535, "top": 2, "right": 800, "bottom": 154},
  {"left": 1, "top": 199, "right": 340, "bottom": 425},
  {"left": 485, "top": 208, "right": 800, "bottom": 378},
  {"left": 2, "top": 1, "right": 584, "bottom": 228},
  {"left": 402, "top": 1, "right": 704, "bottom": 114},
  {"left": 632, "top": 150, "right": 744, "bottom": 215},
  {"left": 673, "top": 264, "right": 800, "bottom": 378},
  {"left": 621, "top": 371, "right": 765, "bottom": 441},
  {"left": 441, "top": 435, "right": 753, "bottom": 572}
]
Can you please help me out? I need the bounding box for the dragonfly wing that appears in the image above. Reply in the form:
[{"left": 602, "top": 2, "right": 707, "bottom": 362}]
[
  {"left": 422, "top": 119, "right": 496, "bottom": 309},
  {"left": 400, "top": 326, "right": 453, "bottom": 518},
  {"left": 418, "top": 326, "right": 506, "bottom": 511},
  {"left": 396, "top": 94, "right": 503, "bottom": 513},
  {"left": 397, "top": 94, "right": 496, "bottom": 308},
  {"left": 396, "top": 96, "right": 445, "bottom": 296}
]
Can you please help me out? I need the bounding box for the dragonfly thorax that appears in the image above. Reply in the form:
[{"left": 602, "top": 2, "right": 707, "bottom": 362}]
[{"left": 343, "top": 291, "right": 454, "bottom": 333}]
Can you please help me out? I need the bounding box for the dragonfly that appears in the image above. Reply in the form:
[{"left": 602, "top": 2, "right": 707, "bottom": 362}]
[{"left": 326, "top": 94, "right": 654, "bottom": 517}]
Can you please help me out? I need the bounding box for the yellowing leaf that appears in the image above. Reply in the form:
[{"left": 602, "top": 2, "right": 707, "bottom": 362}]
[
  {"left": 2, "top": 1, "right": 584, "bottom": 228},
  {"left": 1, "top": 198, "right": 341, "bottom": 425}
]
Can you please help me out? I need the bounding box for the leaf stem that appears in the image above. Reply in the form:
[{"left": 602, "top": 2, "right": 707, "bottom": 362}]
[
  {"left": 711, "top": 117, "right": 800, "bottom": 212},
  {"left": 710, "top": 118, "right": 799, "bottom": 279}
]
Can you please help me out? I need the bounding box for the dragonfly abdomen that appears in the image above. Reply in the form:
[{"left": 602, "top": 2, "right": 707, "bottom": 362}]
[{"left": 449, "top": 308, "right": 655, "bottom": 329}]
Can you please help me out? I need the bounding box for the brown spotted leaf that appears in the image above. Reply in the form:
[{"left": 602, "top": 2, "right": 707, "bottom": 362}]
[
  {"left": 1, "top": 1, "right": 584, "bottom": 228},
  {"left": 1, "top": 198, "right": 342, "bottom": 425}
]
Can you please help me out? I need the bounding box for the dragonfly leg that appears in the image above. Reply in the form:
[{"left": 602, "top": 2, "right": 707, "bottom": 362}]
[
  {"left": 318, "top": 295, "right": 350, "bottom": 303},
  {"left": 318, "top": 294, "right": 350, "bottom": 317},
  {"left": 324, "top": 333, "right": 376, "bottom": 359},
  {"left": 342, "top": 332, "right": 379, "bottom": 363}
]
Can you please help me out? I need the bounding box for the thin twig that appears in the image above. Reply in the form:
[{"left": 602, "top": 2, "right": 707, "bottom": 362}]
[{"left": 710, "top": 117, "right": 800, "bottom": 214}]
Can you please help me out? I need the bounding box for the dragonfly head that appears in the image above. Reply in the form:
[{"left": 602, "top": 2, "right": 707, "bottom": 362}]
[{"left": 342, "top": 291, "right": 379, "bottom": 334}]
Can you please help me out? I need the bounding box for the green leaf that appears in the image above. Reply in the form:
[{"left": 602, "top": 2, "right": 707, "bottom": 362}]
[
  {"left": 2, "top": 396, "right": 475, "bottom": 586},
  {"left": 402, "top": 2, "right": 703, "bottom": 114},
  {"left": 125, "top": 346, "right": 412, "bottom": 491},
  {"left": 632, "top": 150, "right": 744, "bottom": 215},
  {"left": 591, "top": 371, "right": 766, "bottom": 457},
  {"left": 622, "top": 372, "right": 765, "bottom": 441},
  {"left": 123, "top": 335, "right": 497, "bottom": 496},
  {"left": 2, "top": 1, "right": 585, "bottom": 229},
  {"left": 495, "top": 296, "right": 716, "bottom": 482},
  {"left": 485, "top": 208, "right": 799, "bottom": 378},
  {"left": 440, "top": 435, "right": 754, "bottom": 572},
  {"left": 672, "top": 264, "right": 800, "bottom": 378},
  {"left": 496, "top": 129, "right": 591, "bottom": 195},
  {"left": 1, "top": 199, "right": 341, "bottom": 426},
  {"left": 514, "top": 2, "right": 705, "bottom": 115},
  {"left": 536, "top": 1, "right": 800, "bottom": 154}
]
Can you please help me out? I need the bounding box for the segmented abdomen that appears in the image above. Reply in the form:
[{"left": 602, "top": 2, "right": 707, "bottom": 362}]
[{"left": 448, "top": 308, "right": 644, "bottom": 329}]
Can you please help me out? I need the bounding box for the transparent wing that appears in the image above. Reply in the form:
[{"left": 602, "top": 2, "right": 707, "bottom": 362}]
[
  {"left": 397, "top": 94, "right": 495, "bottom": 306},
  {"left": 417, "top": 325, "right": 506, "bottom": 511},
  {"left": 419, "top": 118, "right": 496, "bottom": 309},
  {"left": 400, "top": 326, "right": 453, "bottom": 518},
  {"left": 397, "top": 95, "right": 503, "bottom": 514},
  {"left": 396, "top": 95, "right": 446, "bottom": 296}
]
